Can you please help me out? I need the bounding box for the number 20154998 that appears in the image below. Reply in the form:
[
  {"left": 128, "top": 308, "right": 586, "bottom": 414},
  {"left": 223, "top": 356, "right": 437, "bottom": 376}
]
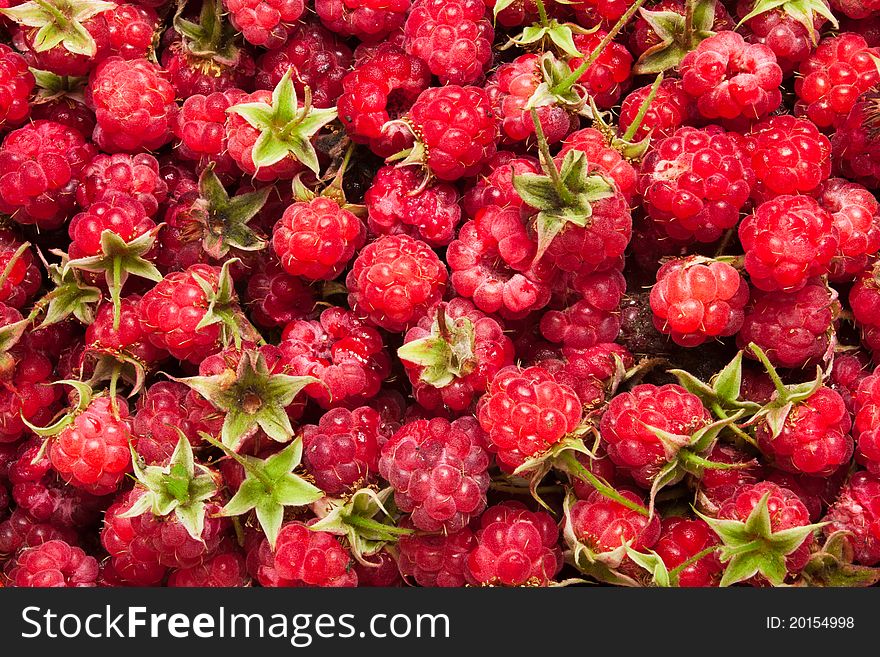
[{"left": 766, "top": 617, "right": 855, "bottom": 630}]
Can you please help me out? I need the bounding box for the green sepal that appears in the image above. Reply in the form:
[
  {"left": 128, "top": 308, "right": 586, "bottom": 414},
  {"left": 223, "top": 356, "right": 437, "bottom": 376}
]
[
  {"left": 514, "top": 432, "right": 593, "bottom": 511},
  {"left": 799, "top": 531, "right": 880, "bottom": 587},
  {"left": 1, "top": 0, "right": 116, "bottom": 56},
  {"left": 632, "top": 0, "right": 719, "bottom": 75},
  {"left": 177, "top": 350, "right": 316, "bottom": 452},
  {"left": 624, "top": 547, "right": 671, "bottom": 587},
  {"left": 189, "top": 258, "right": 261, "bottom": 351},
  {"left": 397, "top": 307, "right": 476, "bottom": 388},
  {"left": 670, "top": 349, "right": 763, "bottom": 417},
  {"left": 33, "top": 251, "right": 102, "bottom": 328},
  {"left": 555, "top": 447, "right": 650, "bottom": 517},
  {"left": 86, "top": 350, "right": 150, "bottom": 397},
  {"left": 21, "top": 379, "right": 92, "bottom": 438},
  {"left": 29, "top": 68, "right": 87, "bottom": 104},
  {"left": 122, "top": 433, "right": 218, "bottom": 541},
  {"left": 173, "top": 0, "right": 240, "bottom": 65},
  {"left": 736, "top": 0, "right": 837, "bottom": 44},
  {"left": 310, "top": 487, "right": 413, "bottom": 566},
  {"left": 206, "top": 435, "right": 323, "bottom": 550},
  {"left": 507, "top": 20, "right": 592, "bottom": 58},
  {"left": 526, "top": 52, "right": 585, "bottom": 111}
]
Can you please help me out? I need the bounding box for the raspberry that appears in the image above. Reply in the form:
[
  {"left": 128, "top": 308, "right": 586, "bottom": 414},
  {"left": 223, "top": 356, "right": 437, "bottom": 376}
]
[
  {"left": 168, "top": 546, "right": 249, "bottom": 587},
  {"left": 466, "top": 501, "right": 562, "bottom": 586},
  {"left": 0, "top": 43, "right": 33, "bottom": 129},
  {"left": 76, "top": 153, "right": 168, "bottom": 217},
  {"left": 398, "top": 524, "right": 475, "bottom": 587},
  {"left": 461, "top": 153, "right": 539, "bottom": 217},
  {"left": 0, "top": 340, "right": 63, "bottom": 445},
  {"left": 102, "top": 3, "right": 157, "bottom": 61},
  {"left": 477, "top": 365, "right": 582, "bottom": 471},
  {"left": 822, "top": 471, "right": 880, "bottom": 565},
  {"left": 795, "top": 33, "right": 880, "bottom": 129},
  {"left": 743, "top": 115, "right": 831, "bottom": 200},
  {"left": 816, "top": 179, "right": 880, "bottom": 281},
  {"left": 84, "top": 295, "right": 166, "bottom": 371},
  {"left": 399, "top": 298, "right": 514, "bottom": 412},
  {"left": 738, "top": 281, "right": 837, "bottom": 369},
  {"left": 570, "top": 489, "right": 661, "bottom": 552},
  {"left": 346, "top": 234, "right": 448, "bottom": 333},
  {"left": 245, "top": 255, "right": 315, "bottom": 329},
  {"left": 0, "top": 231, "right": 40, "bottom": 309},
  {"left": 174, "top": 90, "right": 244, "bottom": 175},
  {"left": 639, "top": 126, "right": 755, "bottom": 243},
  {"left": 830, "top": 92, "right": 880, "bottom": 189},
  {"left": 315, "top": 0, "right": 409, "bottom": 42},
  {"left": 599, "top": 383, "right": 711, "bottom": 488},
  {"left": 739, "top": 195, "right": 838, "bottom": 292},
  {"left": 279, "top": 306, "right": 391, "bottom": 408},
  {"left": 649, "top": 256, "right": 749, "bottom": 347},
  {"left": 338, "top": 43, "right": 430, "bottom": 158},
  {"left": 401, "top": 85, "right": 497, "bottom": 182},
  {"left": 302, "top": 406, "right": 391, "bottom": 494},
  {"left": 68, "top": 193, "right": 157, "bottom": 261},
  {"left": 364, "top": 165, "right": 462, "bottom": 246},
  {"left": 558, "top": 128, "right": 638, "bottom": 203},
  {"left": 273, "top": 197, "right": 366, "bottom": 281},
  {"left": 568, "top": 0, "right": 630, "bottom": 28},
  {"left": 618, "top": 78, "right": 692, "bottom": 142},
  {"left": 542, "top": 343, "right": 634, "bottom": 411},
  {"left": 655, "top": 517, "right": 722, "bottom": 587},
  {"left": 271, "top": 521, "right": 357, "bottom": 587},
  {"left": 6, "top": 539, "right": 98, "bottom": 587},
  {"left": 539, "top": 270, "right": 626, "bottom": 350},
  {"left": 0, "top": 120, "right": 96, "bottom": 230},
  {"left": 132, "top": 381, "right": 211, "bottom": 465},
  {"left": 223, "top": 0, "right": 305, "bottom": 48},
  {"left": 87, "top": 57, "right": 178, "bottom": 153},
  {"left": 569, "top": 30, "right": 634, "bottom": 109},
  {"left": 766, "top": 468, "right": 847, "bottom": 522},
  {"left": 29, "top": 96, "right": 96, "bottom": 136},
  {"left": 832, "top": 0, "right": 880, "bottom": 18},
  {"left": 629, "top": 0, "right": 735, "bottom": 60},
  {"left": 380, "top": 417, "right": 489, "bottom": 532},
  {"left": 851, "top": 264, "right": 880, "bottom": 358},
  {"left": 736, "top": 0, "right": 825, "bottom": 74},
  {"left": 99, "top": 492, "right": 165, "bottom": 585},
  {"left": 404, "top": 0, "right": 493, "bottom": 86},
  {"left": 830, "top": 349, "right": 873, "bottom": 413},
  {"left": 854, "top": 373, "right": 880, "bottom": 472},
  {"left": 255, "top": 23, "right": 353, "bottom": 109},
  {"left": 679, "top": 31, "right": 783, "bottom": 121},
  {"left": 0, "top": 509, "right": 78, "bottom": 557}
]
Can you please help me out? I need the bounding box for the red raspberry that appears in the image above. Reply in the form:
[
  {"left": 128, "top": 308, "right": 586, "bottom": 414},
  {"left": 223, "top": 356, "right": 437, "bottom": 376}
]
[
  {"left": 618, "top": 78, "right": 692, "bottom": 142},
  {"left": 85, "top": 295, "right": 166, "bottom": 367},
  {"left": 830, "top": 92, "right": 880, "bottom": 188},
  {"left": 245, "top": 255, "right": 314, "bottom": 329},
  {"left": 599, "top": 383, "right": 711, "bottom": 488},
  {"left": 639, "top": 126, "right": 755, "bottom": 243},
  {"left": 315, "top": 0, "right": 410, "bottom": 41},
  {"left": 795, "top": 33, "right": 880, "bottom": 129},
  {"left": 0, "top": 231, "right": 40, "bottom": 309},
  {"left": 380, "top": 417, "right": 490, "bottom": 532},
  {"left": 649, "top": 256, "right": 749, "bottom": 347},
  {"left": 832, "top": 0, "right": 880, "bottom": 18},
  {"left": 0, "top": 120, "right": 96, "bottom": 230},
  {"left": 398, "top": 524, "right": 475, "bottom": 587},
  {"left": 567, "top": 0, "right": 629, "bottom": 27},
  {"left": 569, "top": 31, "right": 633, "bottom": 109},
  {"left": 338, "top": 43, "right": 429, "bottom": 158},
  {"left": 279, "top": 306, "right": 391, "bottom": 408},
  {"left": 655, "top": 517, "right": 722, "bottom": 587},
  {"left": 766, "top": 468, "right": 847, "bottom": 522},
  {"left": 851, "top": 264, "right": 880, "bottom": 358},
  {"left": 132, "top": 381, "right": 212, "bottom": 465},
  {"left": 829, "top": 349, "right": 873, "bottom": 413},
  {"left": 542, "top": 343, "right": 634, "bottom": 411},
  {"left": 102, "top": 3, "right": 158, "bottom": 61},
  {"left": 485, "top": 54, "right": 577, "bottom": 145},
  {"left": 743, "top": 115, "right": 831, "bottom": 200},
  {"left": 76, "top": 153, "right": 168, "bottom": 217},
  {"left": 404, "top": 0, "right": 493, "bottom": 85},
  {"left": 161, "top": 37, "right": 254, "bottom": 100},
  {"left": 271, "top": 521, "right": 357, "bottom": 587},
  {"left": 0, "top": 342, "right": 63, "bottom": 446},
  {"left": 48, "top": 395, "right": 133, "bottom": 495},
  {"left": 738, "top": 281, "right": 837, "bottom": 369},
  {"left": 447, "top": 206, "right": 554, "bottom": 320},
  {"left": 168, "top": 545, "right": 249, "bottom": 587},
  {"left": 99, "top": 493, "right": 164, "bottom": 585},
  {"left": 629, "top": 0, "right": 735, "bottom": 58},
  {"left": 224, "top": 0, "right": 305, "bottom": 48},
  {"left": 466, "top": 501, "right": 562, "bottom": 586},
  {"left": 816, "top": 179, "right": 880, "bottom": 281},
  {"left": 6, "top": 540, "right": 98, "bottom": 587},
  {"left": 570, "top": 489, "right": 661, "bottom": 552},
  {"left": 736, "top": 0, "right": 825, "bottom": 74},
  {"left": 540, "top": 270, "right": 626, "bottom": 350},
  {"left": 346, "top": 234, "right": 447, "bottom": 333},
  {"left": 0, "top": 509, "right": 79, "bottom": 557},
  {"left": 822, "top": 471, "right": 880, "bottom": 565},
  {"left": 0, "top": 44, "right": 33, "bottom": 129},
  {"left": 273, "top": 197, "right": 366, "bottom": 281},
  {"left": 174, "top": 90, "right": 244, "bottom": 176},
  {"left": 477, "top": 365, "right": 582, "bottom": 471},
  {"left": 302, "top": 406, "right": 391, "bottom": 495},
  {"left": 255, "top": 23, "right": 353, "bottom": 109},
  {"left": 739, "top": 195, "right": 838, "bottom": 292},
  {"left": 405, "top": 84, "right": 498, "bottom": 181},
  {"left": 854, "top": 373, "right": 880, "bottom": 472},
  {"left": 87, "top": 57, "right": 178, "bottom": 153},
  {"left": 68, "top": 193, "right": 157, "bottom": 261},
  {"left": 461, "top": 152, "right": 539, "bottom": 217}
]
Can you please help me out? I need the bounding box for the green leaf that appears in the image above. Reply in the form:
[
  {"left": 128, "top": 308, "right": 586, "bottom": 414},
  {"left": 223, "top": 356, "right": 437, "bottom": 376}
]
[{"left": 624, "top": 547, "right": 670, "bottom": 587}]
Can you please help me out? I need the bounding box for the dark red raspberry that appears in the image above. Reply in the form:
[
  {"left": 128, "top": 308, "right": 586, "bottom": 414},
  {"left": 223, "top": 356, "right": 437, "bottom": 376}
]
[
  {"left": 830, "top": 93, "right": 880, "bottom": 190},
  {"left": 570, "top": 489, "right": 661, "bottom": 552},
  {"left": 832, "top": 0, "right": 880, "bottom": 18},
  {"left": 655, "top": 517, "right": 722, "bottom": 587},
  {"left": 279, "top": 306, "right": 391, "bottom": 408},
  {"left": 477, "top": 365, "right": 582, "bottom": 471},
  {"left": 6, "top": 540, "right": 98, "bottom": 587},
  {"left": 0, "top": 120, "right": 96, "bottom": 230},
  {"left": 738, "top": 281, "right": 837, "bottom": 369},
  {"left": 302, "top": 406, "right": 391, "bottom": 494},
  {"left": 0, "top": 43, "right": 33, "bottom": 129},
  {"left": 0, "top": 509, "right": 79, "bottom": 557},
  {"left": 224, "top": 0, "right": 305, "bottom": 48},
  {"left": 466, "top": 501, "right": 562, "bottom": 586},
  {"left": 398, "top": 524, "right": 475, "bottom": 587},
  {"left": 851, "top": 264, "right": 880, "bottom": 359},
  {"left": 739, "top": 195, "right": 838, "bottom": 292},
  {"left": 822, "top": 471, "right": 880, "bottom": 565},
  {"left": 270, "top": 521, "right": 357, "bottom": 587},
  {"left": 245, "top": 255, "right": 315, "bottom": 329},
  {"left": 854, "top": 373, "right": 880, "bottom": 473},
  {"left": 540, "top": 270, "right": 626, "bottom": 350},
  {"left": 315, "top": 0, "right": 409, "bottom": 42},
  {"left": 816, "top": 178, "right": 880, "bottom": 281},
  {"left": 569, "top": 30, "right": 633, "bottom": 109},
  {"left": 29, "top": 96, "right": 96, "bottom": 136},
  {"left": 404, "top": 0, "right": 493, "bottom": 85},
  {"left": 639, "top": 126, "right": 755, "bottom": 243},
  {"left": 76, "top": 153, "right": 168, "bottom": 217},
  {"left": 168, "top": 545, "right": 249, "bottom": 587},
  {"left": 132, "top": 381, "right": 212, "bottom": 465},
  {"left": 649, "top": 256, "right": 749, "bottom": 347},
  {"left": 87, "top": 57, "right": 178, "bottom": 153},
  {"left": 795, "top": 33, "right": 880, "bottom": 129},
  {"left": 766, "top": 468, "right": 847, "bottom": 522},
  {"left": 541, "top": 343, "right": 633, "bottom": 411},
  {"left": 618, "top": 78, "right": 692, "bottom": 142},
  {"left": 830, "top": 349, "right": 873, "bottom": 413}
]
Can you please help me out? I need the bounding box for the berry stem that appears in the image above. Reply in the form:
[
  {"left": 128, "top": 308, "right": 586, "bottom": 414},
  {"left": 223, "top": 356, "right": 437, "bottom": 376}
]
[
  {"left": 710, "top": 402, "right": 758, "bottom": 448},
  {"left": 748, "top": 343, "right": 787, "bottom": 396},
  {"left": 684, "top": 0, "right": 695, "bottom": 47},
  {"left": 667, "top": 545, "right": 719, "bottom": 582},
  {"left": 343, "top": 514, "right": 414, "bottom": 537},
  {"left": 620, "top": 73, "right": 663, "bottom": 143},
  {"left": 534, "top": 0, "right": 550, "bottom": 27},
  {"left": 558, "top": 451, "right": 649, "bottom": 517},
  {"left": 529, "top": 108, "right": 574, "bottom": 206},
  {"left": 490, "top": 481, "right": 565, "bottom": 495},
  {"left": 0, "top": 242, "right": 30, "bottom": 294},
  {"left": 678, "top": 449, "right": 755, "bottom": 471}
]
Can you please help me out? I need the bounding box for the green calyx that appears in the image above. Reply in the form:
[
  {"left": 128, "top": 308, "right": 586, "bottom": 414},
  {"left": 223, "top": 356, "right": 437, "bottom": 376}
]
[
  {"left": 177, "top": 349, "right": 317, "bottom": 452},
  {"left": 65, "top": 226, "right": 163, "bottom": 331},
  {"left": 33, "top": 251, "right": 102, "bottom": 329},
  {"left": 203, "top": 433, "right": 323, "bottom": 550},
  {"left": 0, "top": 0, "right": 116, "bottom": 56},
  {"left": 191, "top": 165, "right": 269, "bottom": 260},
  {"left": 737, "top": 0, "right": 837, "bottom": 45},
  {"left": 310, "top": 487, "right": 413, "bottom": 566},
  {"left": 189, "top": 257, "right": 260, "bottom": 351},
  {"left": 173, "top": 0, "right": 240, "bottom": 66},
  {"left": 122, "top": 433, "right": 219, "bottom": 541},
  {"left": 799, "top": 531, "right": 880, "bottom": 587},
  {"left": 29, "top": 68, "right": 87, "bottom": 104},
  {"left": 697, "top": 492, "right": 827, "bottom": 586},
  {"left": 590, "top": 73, "right": 664, "bottom": 161},
  {"left": 633, "top": 0, "right": 720, "bottom": 75},
  {"left": 397, "top": 305, "right": 477, "bottom": 388},
  {"left": 505, "top": 19, "right": 592, "bottom": 59},
  {"left": 227, "top": 69, "right": 337, "bottom": 174},
  {"left": 525, "top": 52, "right": 588, "bottom": 113}
]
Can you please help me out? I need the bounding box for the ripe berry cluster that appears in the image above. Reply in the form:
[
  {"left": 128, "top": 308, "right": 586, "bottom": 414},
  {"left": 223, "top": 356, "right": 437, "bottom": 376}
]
[{"left": 1, "top": 0, "right": 880, "bottom": 590}]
